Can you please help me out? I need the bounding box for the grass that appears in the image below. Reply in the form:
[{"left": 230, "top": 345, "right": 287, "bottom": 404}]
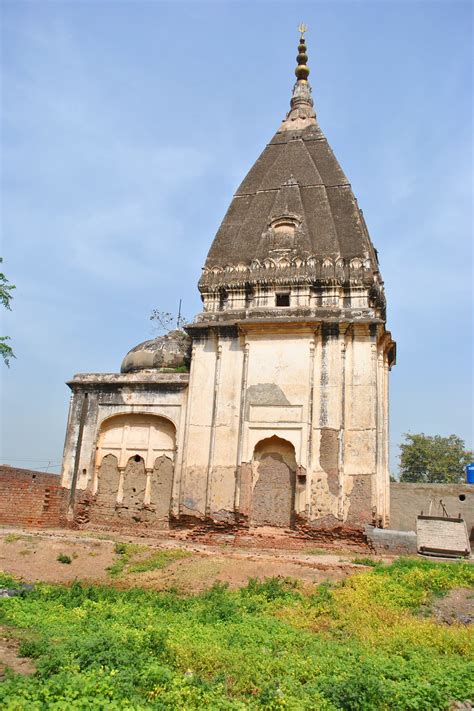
[
  {"left": 0, "top": 558, "right": 472, "bottom": 709},
  {"left": 106, "top": 542, "right": 190, "bottom": 578},
  {"left": 351, "top": 556, "right": 379, "bottom": 567},
  {"left": 127, "top": 548, "right": 189, "bottom": 574},
  {"left": 3, "top": 533, "right": 34, "bottom": 544}
]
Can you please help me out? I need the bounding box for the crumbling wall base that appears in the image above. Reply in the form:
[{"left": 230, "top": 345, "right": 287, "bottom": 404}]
[{"left": 365, "top": 526, "right": 417, "bottom": 555}]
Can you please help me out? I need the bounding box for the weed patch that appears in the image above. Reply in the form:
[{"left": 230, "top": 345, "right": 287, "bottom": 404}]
[
  {"left": 351, "top": 556, "right": 379, "bottom": 567},
  {"left": 128, "top": 548, "right": 189, "bottom": 574},
  {"left": 106, "top": 543, "right": 189, "bottom": 578},
  {"left": 0, "top": 560, "right": 472, "bottom": 709},
  {"left": 57, "top": 554, "right": 72, "bottom": 565}
]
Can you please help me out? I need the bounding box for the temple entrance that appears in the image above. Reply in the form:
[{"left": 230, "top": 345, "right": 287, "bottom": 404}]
[{"left": 250, "top": 436, "right": 296, "bottom": 528}]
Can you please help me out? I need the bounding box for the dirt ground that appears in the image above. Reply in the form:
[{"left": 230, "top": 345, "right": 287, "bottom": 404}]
[
  {"left": 431, "top": 587, "right": 474, "bottom": 625},
  {"left": 0, "top": 531, "right": 116, "bottom": 584},
  {"left": 0, "top": 527, "right": 372, "bottom": 591},
  {"left": 0, "top": 626, "right": 35, "bottom": 679}
]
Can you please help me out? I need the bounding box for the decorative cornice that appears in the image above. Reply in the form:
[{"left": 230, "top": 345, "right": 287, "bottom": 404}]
[{"left": 199, "top": 255, "right": 382, "bottom": 290}]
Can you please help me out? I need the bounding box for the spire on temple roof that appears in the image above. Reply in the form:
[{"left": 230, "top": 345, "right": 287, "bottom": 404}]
[{"left": 282, "top": 24, "right": 316, "bottom": 129}]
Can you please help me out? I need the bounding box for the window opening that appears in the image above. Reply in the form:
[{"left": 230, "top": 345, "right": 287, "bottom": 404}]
[{"left": 276, "top": 293, "right": 290, "bottom": 307}]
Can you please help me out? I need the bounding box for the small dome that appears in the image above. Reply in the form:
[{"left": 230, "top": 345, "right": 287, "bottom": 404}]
[{"left": 121, "top": 330, "right": 191, "bottom": 374}]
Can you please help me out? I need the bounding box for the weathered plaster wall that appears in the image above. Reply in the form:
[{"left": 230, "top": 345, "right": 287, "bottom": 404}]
[
  {"left": 60, "top": 373, "right": 188, "bottom": 528},
  {"left": 61, "top": 373, "right": 188, "bottom": 497},
  {"left": 390, "top": 483, "right": 474, "bottom": 538},
  {"left": 180, "top": 320, "right": 392, "bottom": 530},
  {"left": 179, "top": 335, "right": 221, "bottom": 518},
  {"left": 61, "top": 320, "right": 392, "bottom": 533}
]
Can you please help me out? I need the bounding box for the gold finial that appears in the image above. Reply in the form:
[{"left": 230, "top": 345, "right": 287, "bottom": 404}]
[{"left": 295, "top": 24, "right": 309, "bottom": 81}]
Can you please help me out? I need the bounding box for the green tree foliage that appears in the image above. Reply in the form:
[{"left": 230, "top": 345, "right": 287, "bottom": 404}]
[
  {"left": 0, "top": 257, "right": 15, "bottom": 366},
  {"left": 399, "top": 433, "right": 473, "bottom": 483}
]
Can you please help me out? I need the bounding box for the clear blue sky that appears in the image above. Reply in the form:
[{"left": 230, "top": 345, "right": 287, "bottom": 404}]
[{"left": 1, "top": 0, "right": 472, "bottom": 475}]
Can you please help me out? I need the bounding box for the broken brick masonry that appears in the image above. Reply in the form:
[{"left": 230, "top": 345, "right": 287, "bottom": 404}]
[{"left": 60, "top": 31, "right": 396, "bottom": 537}]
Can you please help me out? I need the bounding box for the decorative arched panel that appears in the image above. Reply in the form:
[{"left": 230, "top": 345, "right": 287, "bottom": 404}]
[
  {"left": 93, "top": 415, "right": 177, "bottom": 523},
  {"left": 96, "top": 414, "right": 176, "bottom": 470}
]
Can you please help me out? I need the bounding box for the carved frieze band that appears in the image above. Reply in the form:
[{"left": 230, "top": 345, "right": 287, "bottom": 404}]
[{"left": 199, "top": 255, "right": 380, "bottom": 290}]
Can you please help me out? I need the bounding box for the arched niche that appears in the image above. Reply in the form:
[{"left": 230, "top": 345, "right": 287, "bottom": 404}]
[
  {"left": 96, "top": 413, "right": 176, "bottom": 471},
  {"left": 250, "top": 435, "right": 297, "bottom": 528},
  {"left": 93, "top": 414, "right": 177, "bottom": 522}
]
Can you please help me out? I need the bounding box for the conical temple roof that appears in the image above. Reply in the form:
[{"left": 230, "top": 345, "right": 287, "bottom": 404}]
[{"left": 199, "top": 31, "right": 381, "bottom": 294}]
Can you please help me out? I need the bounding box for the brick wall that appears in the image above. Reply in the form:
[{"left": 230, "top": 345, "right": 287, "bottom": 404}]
[{"left": 0, "top": 466, "right": 69, "bottom": 528}]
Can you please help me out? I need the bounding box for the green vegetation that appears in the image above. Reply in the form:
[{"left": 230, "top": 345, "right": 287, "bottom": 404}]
[
  {"left": 106, "top": 542, "right": 189, "bottom": 578},
  {"left": 0, "top": 572, "right": 23, "bottom": 589},
  {"left": 170, "top": 364, "right": 189, "bottom": 373},
  {"left": 0, "top": 559, "right": 473, "bottom": 709},
  {"left": 128, "top": 548, "right": 189, "bottom": 574},
  {"left": 0, "top": 257, "right": 16, "bottom": 367},
  {"left": 399, "top": 432, "right": 473, "bottom": 483},
  {"left": 56, "top": 554, "right": 72, "bottom": 565},
  {"left": 351, "top": 556, "right": 379, "bottom": 567}
]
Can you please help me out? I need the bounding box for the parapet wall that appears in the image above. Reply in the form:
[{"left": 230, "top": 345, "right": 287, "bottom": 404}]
[
  {"left": 0, "top": 466, "right": 69, "bottom": 528},
  {"left": 390, "top": 483, "right": 473, "bottom": 538}
]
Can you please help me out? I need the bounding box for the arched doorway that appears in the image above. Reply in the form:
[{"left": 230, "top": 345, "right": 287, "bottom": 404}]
[
  {"left": 250, "top": 435, "right": 297, "bottom": 528},
  {"left": 94, "top": 414, "right": 176, "bottom": 522}
]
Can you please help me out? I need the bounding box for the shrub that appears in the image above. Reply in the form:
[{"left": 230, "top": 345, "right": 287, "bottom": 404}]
[{"left": 57, "top": 554, "right": 72, "bottom": 564}]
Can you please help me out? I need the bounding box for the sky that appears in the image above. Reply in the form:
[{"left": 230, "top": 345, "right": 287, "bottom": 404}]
[{"left": 1, "top": 0, "right": 472, "bottom": 476}]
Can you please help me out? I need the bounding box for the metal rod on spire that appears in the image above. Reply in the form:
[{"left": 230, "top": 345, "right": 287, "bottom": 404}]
[{"left": 177, "top": 298, "right": 182, "bottom": 329}]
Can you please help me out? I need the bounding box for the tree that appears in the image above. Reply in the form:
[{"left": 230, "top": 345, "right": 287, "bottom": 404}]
[
  {"left": 399, "top": 433, "right": 473, "bottom": 484},
  {"left": 0, "top": 258, "right": 15, "bottom": 367},
  {"left": 150, "top": 305, "right": 186, "bottom": 334}
]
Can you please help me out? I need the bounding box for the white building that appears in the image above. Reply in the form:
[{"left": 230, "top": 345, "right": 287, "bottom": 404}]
[{"left": 61, "top": 30, "right": 396, "bottom": 535}]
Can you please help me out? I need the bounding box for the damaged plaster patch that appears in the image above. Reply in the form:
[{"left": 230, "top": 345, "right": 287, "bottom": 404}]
[
  {"left": 346, "top": 475, "right": 373, "bottom": 526},
  {"left": 250, "top": 438, "right": 297, "bottom": 528},
  {"left": 245, "top": 383, "right": 290, "bottom": 420},
  {"left": 119, "top": 457, "right": 147, "bottom": 517},
  {"left": 238, "top": 462, "right": 252, "bottom": 516},
  {"left": 95, "top": 454, "right": 120, "bottom": 514},
  {"left": 150, "top": 455, "right": 174, "bottom": 519},
  {"left": 319, "top": 428, "right": 339, "bottom": 497}
]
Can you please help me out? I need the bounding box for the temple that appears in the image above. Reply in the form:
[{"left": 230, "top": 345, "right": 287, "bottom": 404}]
[{"left": 61, "top": 28, "right": 396, "bottom": 535}]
